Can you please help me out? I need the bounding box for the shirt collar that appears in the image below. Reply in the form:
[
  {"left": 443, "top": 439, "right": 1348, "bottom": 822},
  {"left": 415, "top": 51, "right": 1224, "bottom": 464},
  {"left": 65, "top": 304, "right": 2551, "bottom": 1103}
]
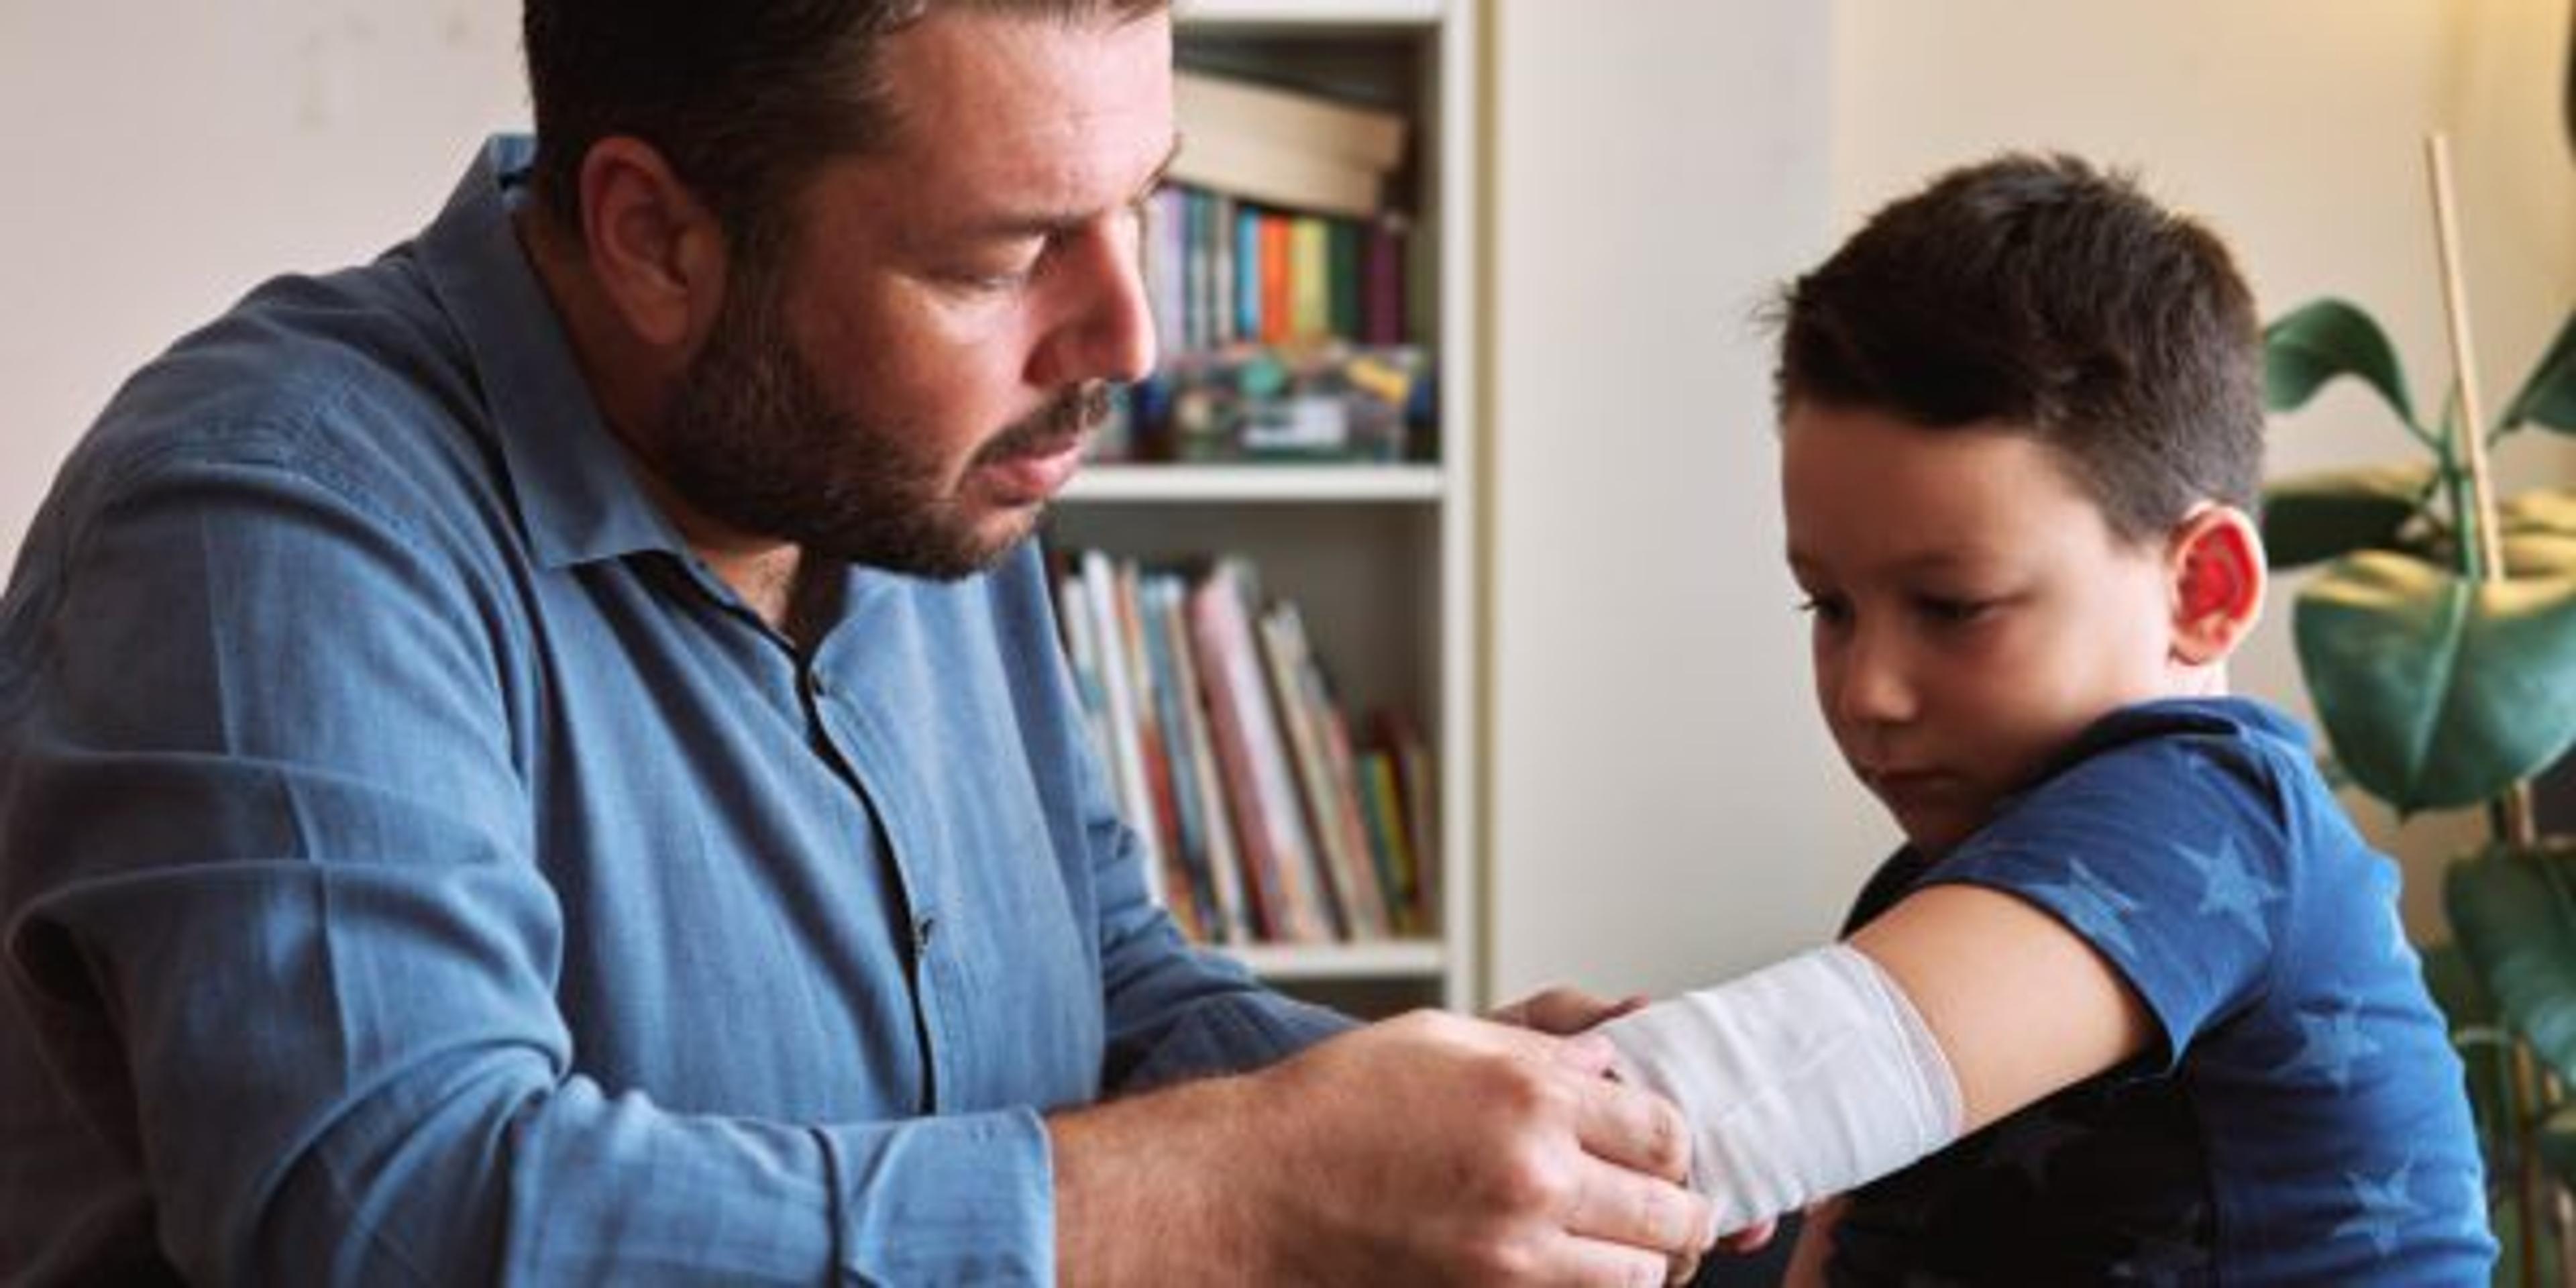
[{"left": 416, "top": 135, "right": 691, "bottom": 570}]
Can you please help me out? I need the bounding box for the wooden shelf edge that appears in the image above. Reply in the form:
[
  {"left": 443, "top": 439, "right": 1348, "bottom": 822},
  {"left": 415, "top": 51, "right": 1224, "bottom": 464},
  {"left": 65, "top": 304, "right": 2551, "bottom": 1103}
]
[
  {"left": 1064, "top": 462, "right": 1444, "bottom": 502},
  {"left": 1215, "top": 939, "right": 1448, "bottom": 979}
]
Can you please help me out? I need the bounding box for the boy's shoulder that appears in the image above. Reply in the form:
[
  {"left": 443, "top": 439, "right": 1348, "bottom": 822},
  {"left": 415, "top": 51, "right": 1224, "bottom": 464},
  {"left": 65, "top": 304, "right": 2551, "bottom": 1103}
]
[
  {"left": 1844, "top": 696, "right": 2329, "bottom": 934},
  {"left": 2049, "top": 696, "right": 2310, "bottom": 780},
  {"left": 2009, "top": 696, "right": 2322, "bottom": 835},
  {"left": 1993, "top": 695, "right": 2329, "bottom": 869}
]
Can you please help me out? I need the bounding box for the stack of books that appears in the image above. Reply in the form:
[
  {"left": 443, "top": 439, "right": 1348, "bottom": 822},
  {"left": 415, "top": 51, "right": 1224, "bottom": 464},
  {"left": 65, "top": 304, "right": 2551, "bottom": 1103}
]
[
  {"left": 1053, "top": 549, "right": 1439, "bottom": 947},
  {"left": 1149, "top": 70, "right": 1414, "bottom": 356}
]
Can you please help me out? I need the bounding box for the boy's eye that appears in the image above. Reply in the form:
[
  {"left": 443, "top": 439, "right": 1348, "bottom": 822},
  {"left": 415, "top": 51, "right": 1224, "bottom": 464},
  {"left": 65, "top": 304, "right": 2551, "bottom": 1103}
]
[
  {"left": 1797, "top": 594, "right": 1852, "bottom": 627},
  {"left": 1915, "top": 596, "right": 1994, "bottom": 626}
]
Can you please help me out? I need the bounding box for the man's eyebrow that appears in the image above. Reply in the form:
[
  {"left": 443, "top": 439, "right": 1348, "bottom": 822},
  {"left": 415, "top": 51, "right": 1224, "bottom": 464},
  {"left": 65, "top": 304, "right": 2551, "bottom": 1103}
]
[{"left": 953, "top": 134, "right": 1183, "bottom": 242}]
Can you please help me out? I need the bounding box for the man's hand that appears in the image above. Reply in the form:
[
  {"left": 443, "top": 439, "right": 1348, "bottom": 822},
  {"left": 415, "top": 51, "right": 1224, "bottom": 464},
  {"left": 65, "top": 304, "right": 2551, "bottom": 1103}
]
[
  {"left": 1491, "top": 987, "right": 1763, "bottom": 1283},
  {"left": 1053, "top": 1010, "right": 1715, "bottom": 1285}
]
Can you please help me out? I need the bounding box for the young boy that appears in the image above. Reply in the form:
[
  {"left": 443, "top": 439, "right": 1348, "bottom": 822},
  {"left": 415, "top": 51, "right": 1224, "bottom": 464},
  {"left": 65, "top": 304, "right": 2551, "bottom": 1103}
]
[{"left": 1599, "top": 154, "right": 2494, "bottom": 1283}]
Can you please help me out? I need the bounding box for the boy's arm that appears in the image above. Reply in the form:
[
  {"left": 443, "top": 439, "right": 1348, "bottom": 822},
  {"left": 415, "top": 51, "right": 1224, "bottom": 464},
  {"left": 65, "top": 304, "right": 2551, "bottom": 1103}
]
[
  {"left": 1847, "top": 883, "right": 2153, "bottom": 1133},
  {"left": 1598, "top": 882, "right": 2153, "bottom": 1236}
]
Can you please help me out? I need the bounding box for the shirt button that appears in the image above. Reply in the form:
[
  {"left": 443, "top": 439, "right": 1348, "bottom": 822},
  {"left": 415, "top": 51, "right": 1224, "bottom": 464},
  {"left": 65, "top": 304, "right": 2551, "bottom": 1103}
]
[
  {"left": 913, "top": 915, "right": 937, "bottom": 955},
  {"left": 803, "top": 669, "right": 830, "bottom": 700}
]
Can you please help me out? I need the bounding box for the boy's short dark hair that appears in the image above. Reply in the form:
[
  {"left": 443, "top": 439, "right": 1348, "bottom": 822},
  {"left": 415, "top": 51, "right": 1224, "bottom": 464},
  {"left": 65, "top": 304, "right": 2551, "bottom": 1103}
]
[
  {"left": 1773, "top": 152, "right": 2263, "bottom": 542},
  {"left": 522, "top": 0, "right": 1169, "bottom": 257}
]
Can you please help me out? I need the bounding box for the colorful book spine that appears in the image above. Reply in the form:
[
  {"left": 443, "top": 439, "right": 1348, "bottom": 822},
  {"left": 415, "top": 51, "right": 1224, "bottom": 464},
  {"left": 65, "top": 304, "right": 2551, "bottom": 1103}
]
[
  {"left": 1189, "top": 561, "right": 1328, "bottom": 942},
  {"left": 1119, "top": 559, "right": 1205, "bottom": 941},
  {"left": 1155, "top": 572, "right": 1250, "bottom": 943},
  {"left": 1363, "top": 215, "right": 1407, "bottom": 346},
  {"left": 1233, "top": 205, "right": 1264, "bottom": 343},
  {"left": 1077, "top": 549, "right": 1165, "bottom": 910},
  {"left": 1327, "top": 219, "right": 1363, "bottom": 341},
  {"left": 1289, "top": 216, "right": 1331, "bottom": 341},
  {"left": 1257, "top": 213, "right": 1294, "bottom": 347}
]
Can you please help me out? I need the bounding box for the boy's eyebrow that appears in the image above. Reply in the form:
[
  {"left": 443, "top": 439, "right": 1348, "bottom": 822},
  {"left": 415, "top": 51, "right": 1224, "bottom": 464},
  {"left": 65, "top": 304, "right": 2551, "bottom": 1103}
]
[
  {"left": 1787, "top": 546, "right": 1996, "bottom": 578},
  {"left": 950, "top": 135, "right": 1182, "bottom": 244}
]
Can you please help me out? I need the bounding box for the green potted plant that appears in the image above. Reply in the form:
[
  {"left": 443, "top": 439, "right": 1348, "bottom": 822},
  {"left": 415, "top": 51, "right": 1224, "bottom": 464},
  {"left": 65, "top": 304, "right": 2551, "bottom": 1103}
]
[
  {"left": 2265, "top": 299, "right": 2576, "bottom": 814},
  {"left": 2263, "top": 292, "right": 2574, "bottom": 1285}
]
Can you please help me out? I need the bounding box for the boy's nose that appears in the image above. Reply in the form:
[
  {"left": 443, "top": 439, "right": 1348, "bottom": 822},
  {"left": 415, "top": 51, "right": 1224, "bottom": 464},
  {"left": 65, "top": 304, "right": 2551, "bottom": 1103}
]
[{"left": 1834, "top": 633, "right": 1920, "bottom": 729}]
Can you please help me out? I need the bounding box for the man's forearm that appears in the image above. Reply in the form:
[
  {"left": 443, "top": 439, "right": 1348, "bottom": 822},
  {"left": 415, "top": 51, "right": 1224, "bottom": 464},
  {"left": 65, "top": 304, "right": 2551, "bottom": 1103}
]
[{"left": 1051, "top": 1073, "right": 1261, "bottom": 1283}]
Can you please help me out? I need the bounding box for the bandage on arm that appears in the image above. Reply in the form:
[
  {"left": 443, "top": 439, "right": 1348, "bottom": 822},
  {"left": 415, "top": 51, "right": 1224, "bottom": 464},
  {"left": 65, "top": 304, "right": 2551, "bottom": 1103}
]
[{"left": 1598, "top": 944, "right": 1962, "bottom": 1235}]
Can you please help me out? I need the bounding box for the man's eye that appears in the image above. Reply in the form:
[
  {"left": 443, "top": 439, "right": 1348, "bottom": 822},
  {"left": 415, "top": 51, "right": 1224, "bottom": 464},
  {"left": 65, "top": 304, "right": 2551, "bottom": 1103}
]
[
  {"left": 952, "top": 264, "right": 1035, "bottom": 291},
  {"left": 949, "top": 239, "right": 1055, "bottom": 291}
]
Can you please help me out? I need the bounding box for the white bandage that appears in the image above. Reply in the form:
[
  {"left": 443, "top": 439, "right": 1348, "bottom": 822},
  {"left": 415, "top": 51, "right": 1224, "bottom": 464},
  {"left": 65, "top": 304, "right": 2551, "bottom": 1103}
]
[{"left": 1599, "top": 943, "right": 1962, "bottom": 1235}]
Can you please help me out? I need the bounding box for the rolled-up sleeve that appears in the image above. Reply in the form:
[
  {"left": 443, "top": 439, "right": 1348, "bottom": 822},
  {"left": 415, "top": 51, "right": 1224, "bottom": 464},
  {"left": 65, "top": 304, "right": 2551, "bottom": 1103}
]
[{"left": 1085, "top": 806, "right": 1353, "bottom": 1092}]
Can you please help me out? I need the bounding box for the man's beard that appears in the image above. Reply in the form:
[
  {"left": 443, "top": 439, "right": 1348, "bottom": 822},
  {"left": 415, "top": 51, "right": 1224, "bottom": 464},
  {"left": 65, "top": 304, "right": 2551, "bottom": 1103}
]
[{"left": 652, "top": 262, "right": 1110, "bottom": 582}]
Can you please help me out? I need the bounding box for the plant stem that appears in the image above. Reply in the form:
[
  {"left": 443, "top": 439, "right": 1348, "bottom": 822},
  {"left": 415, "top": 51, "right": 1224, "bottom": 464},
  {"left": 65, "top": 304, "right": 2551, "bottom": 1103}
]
[{"left": 2426, "top": 132, "right": 2536, "bottom": 846}]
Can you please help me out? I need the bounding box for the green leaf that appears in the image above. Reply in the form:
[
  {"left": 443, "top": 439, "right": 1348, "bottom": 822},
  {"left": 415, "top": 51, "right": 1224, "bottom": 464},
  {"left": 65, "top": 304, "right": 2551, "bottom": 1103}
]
[
  {"left": 2265, "top": 299, "right": 2416, "bottom": 426},
  {"left": 2495, "top": 492, "right": 2576, "bottom": 576},
  {"left": 2445, "top": 844, "right": 2576, "bottom": 1085},
  {"left": 2294, "top": 551, "right": 2576, "bottom": 812},
  {"left": 2261, "top": 463, "right": 2433, "bottom": 569},
  {"left": 2504, "top": 310, "right": 2576, "bottom": 433},
  {"left": 2502, "top": 533, "right": 2576, "bottom": 579},
  {"left": 2502, "top": 488, "right": 2576, "bottom": 537}
]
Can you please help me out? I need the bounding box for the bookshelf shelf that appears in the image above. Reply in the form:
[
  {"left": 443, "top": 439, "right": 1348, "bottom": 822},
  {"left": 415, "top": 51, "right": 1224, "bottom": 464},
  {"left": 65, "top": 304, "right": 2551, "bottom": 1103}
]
[
  {"left": 1220, "top": 940, "right": 1447, "bottom": 981},
  {"left": 1065, "top": 463, "right": 1444, "bottom": 504}
]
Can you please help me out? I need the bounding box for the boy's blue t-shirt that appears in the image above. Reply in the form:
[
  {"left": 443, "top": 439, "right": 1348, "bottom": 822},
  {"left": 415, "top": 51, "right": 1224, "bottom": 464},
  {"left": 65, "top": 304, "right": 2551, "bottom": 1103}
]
[{"left": 1830, "top": 697, "right": 2494, "bottom": 1285}]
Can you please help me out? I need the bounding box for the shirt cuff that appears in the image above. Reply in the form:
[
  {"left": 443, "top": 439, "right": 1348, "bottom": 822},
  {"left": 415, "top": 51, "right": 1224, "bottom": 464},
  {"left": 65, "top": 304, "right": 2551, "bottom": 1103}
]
[{"left": 818, "top": 1107, "right": 1054, "bottom": 1284}]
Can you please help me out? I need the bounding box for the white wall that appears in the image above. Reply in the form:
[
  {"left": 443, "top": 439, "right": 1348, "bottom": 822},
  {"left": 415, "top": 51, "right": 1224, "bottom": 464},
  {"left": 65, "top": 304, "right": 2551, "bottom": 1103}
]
[
  {"left": 1486, "top": 0, "right": 1857, "bottom": 1000},
  {"left": 1487, "top": 0, "right": 2576, "bottom": 1002},
  {"left": 0, "top": 1, "right": 525, "bottom": 569}
]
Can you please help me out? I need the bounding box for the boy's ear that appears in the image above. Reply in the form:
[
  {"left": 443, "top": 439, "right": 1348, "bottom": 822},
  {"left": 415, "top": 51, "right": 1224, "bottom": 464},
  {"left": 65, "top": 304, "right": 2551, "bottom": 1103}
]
[
  {"left": 575, "top": 136, "right": 732, "bottom": 353},
  {"left": 2167, "top": 505, "right": 2266, "bottom": 666}
]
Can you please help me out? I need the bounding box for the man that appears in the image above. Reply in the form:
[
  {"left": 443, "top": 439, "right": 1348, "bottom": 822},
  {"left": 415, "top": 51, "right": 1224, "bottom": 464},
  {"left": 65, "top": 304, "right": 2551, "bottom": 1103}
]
[{"left": 0, "top": 1, "right": 1711, "bottom": 1282}]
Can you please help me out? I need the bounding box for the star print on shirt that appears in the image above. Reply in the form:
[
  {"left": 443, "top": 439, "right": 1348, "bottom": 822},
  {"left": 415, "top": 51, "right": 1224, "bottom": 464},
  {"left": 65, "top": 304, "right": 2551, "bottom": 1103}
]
[
  {"left": 2283, "top": 1000, "right": 2385, "bottom": 1093},
  {"left": 2020, "top": 858, "right": 2145, "bottom": 957},
  {"left": 2186, "top": 834, "right": 2283, "bottom": 943},
  {"left": 2456, "top": 1166, "right": 2493, "bottom": 1242},
  {"left": 2331, "top": 1156, "right": 2422, "bottom": 1256},
  {"left": 2383, "top": 896, "right": 2420, "bottom": 967}
]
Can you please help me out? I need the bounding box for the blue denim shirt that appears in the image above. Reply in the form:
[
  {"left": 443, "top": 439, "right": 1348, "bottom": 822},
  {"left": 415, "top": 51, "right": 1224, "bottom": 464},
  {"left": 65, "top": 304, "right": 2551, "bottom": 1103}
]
[{"left": 0, "top": 136, "right": 1347, "bottom": 1285}]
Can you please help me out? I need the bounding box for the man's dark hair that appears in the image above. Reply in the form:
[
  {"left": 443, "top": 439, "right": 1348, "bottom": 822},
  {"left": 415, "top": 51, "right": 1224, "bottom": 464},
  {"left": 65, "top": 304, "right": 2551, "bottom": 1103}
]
[
  {"left": 1773, "top": 152, "right": 2263, "bottom": 541},
  {"left": 523, "top": 0, "right": 1169, "bottom": 254}
]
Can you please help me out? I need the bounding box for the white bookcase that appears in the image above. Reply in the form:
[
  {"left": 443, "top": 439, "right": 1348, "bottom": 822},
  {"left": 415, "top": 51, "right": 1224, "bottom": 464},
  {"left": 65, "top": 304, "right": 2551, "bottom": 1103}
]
[{"left": 1049, "top": 0, "right": 1479, "bottom": 1014}]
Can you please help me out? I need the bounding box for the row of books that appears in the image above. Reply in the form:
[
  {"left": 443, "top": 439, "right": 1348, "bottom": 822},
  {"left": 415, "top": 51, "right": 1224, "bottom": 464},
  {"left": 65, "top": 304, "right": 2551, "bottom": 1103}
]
[
  {"left": 1148, "top": 184, "right": 1412, "bottom": 356},
  {"left": 1053, "top": 550, "right": 1438, "bottom": 945}
]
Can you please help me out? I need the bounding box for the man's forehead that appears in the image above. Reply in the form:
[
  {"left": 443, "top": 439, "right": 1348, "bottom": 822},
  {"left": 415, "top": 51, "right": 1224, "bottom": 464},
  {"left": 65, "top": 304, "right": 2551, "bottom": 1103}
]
[
  {"left": 873, "top": 9, "right": 1173, "bottom": 141},
  {"left": 867, "top": 11, "right": 1175, "bottom": 221}
]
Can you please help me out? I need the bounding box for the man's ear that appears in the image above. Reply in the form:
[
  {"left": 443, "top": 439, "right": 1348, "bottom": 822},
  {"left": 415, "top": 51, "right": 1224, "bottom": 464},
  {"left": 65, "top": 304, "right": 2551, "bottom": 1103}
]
[
  {"left": 574, "top": 137, "right": 731, "bottom": 352},
  {"left": 2167, "top": 505, "right": 2266, "bottom": 666}
]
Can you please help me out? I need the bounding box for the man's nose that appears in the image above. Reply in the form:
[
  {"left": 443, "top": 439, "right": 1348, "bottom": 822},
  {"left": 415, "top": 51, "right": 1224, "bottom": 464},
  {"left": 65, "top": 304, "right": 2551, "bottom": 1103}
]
[{"left": 1029, "top": 217, "right": 1159, "bottom": 389}]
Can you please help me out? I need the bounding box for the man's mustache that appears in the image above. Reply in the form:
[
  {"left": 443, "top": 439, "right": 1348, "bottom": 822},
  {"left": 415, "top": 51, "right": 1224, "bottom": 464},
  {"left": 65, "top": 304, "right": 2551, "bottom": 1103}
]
[{"left": 975, "top": 383, "right": 1113, "bottom": 466}]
